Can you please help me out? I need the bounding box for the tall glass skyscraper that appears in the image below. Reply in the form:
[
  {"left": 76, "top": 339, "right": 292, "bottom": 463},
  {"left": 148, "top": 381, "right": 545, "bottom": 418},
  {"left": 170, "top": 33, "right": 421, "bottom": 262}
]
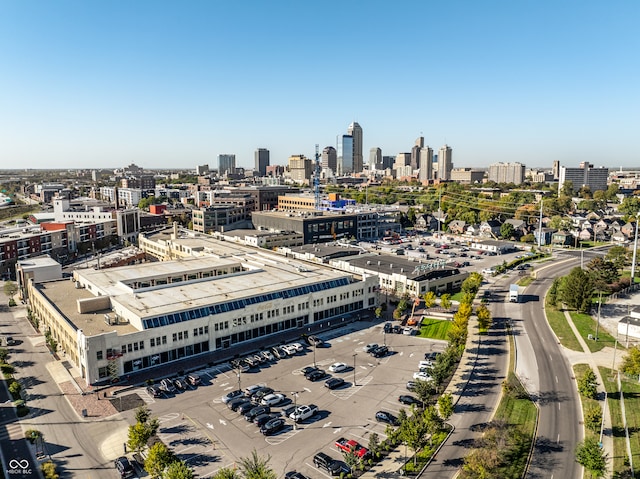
[
  {"left": 218, "top": 154, "right": 236, "bottom": 176},
  {"left": 336, "top": 135, "right": 353, "bottom": 176},
  {"left": 347, "top": 122, "right": 363, "bottom": 173}
]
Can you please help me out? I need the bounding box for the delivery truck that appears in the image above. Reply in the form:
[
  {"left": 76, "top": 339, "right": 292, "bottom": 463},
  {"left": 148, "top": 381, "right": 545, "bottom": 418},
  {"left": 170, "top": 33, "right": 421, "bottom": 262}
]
[{"left": 509, "top": 284, "right": 519, "bottom": 302}]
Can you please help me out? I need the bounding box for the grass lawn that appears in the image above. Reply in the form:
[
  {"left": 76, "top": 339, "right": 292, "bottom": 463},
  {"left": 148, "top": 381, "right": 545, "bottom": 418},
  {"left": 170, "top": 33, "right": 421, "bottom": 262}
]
[
  {"left": 573, "top": 364, "right": 601, "bottom": 441},
  {"left": 599, "top": 367, "right": 640, "bottom": 478},
  {"left": 450, "top": 291, "right": 465, "bottom": 302},
  {"left": 418, "top": 318, "right": 451, "bottom": 340},
  {"left": 545, "top": 301, "right": 582, "bottom": 352},
  {"left": 517, "top": 276, "right": 534, "bottom": 287},
  {"left": 570, "top": 311, "right": 619, "bottom": 353},
  {"left": 580, "top": 241, "right": 610, "bottom": 247}
]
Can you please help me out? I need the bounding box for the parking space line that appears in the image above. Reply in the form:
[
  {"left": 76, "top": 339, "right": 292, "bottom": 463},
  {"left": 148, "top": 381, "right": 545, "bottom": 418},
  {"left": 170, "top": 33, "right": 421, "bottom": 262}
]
[{"left": 305, "top": 462, "right": 333, "bottom": 479}]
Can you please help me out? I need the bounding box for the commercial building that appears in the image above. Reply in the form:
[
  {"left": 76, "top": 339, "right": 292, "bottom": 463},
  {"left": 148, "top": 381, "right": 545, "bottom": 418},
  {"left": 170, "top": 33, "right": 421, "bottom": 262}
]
[
  {"left": 418, "top": 146, "right": 433, "bottom": 182},
  {"left": 437, "top": 145, "right": 453, "bottom": 180},
  {"left": 450, "top": 168, "right": 484, "bottom": 184},
  {"left": 337, "top": 135, "right": 354, "bottom": 175},
  {"left": 255, "top": 148, "right": 270, "bottom": 176},
  {"left": 488, "top": 162, "right": 526, "bottom": 185},
  {"left": 218, "top": 154, "right": 236, "bottom": 176},
  {"left": 288, "top": 155, "right": 314, "bottom": 185},
  {"left": 24, "top": 230, "right": 376, "bottom": 385},
  {"left": 347, "top": 122, "right": 363, "bottom": 173},
  {"left": 369, "top": 147, "right": 382, "bottom": 171},
  {"left": 252, "top": 210, "right": 359, "bottom": 244},
  {"left": 558, "top": 162, "right": 609, "bottom": 193},
  {"left": 191, "top": 205, "right": 252, "bottom": 233}
]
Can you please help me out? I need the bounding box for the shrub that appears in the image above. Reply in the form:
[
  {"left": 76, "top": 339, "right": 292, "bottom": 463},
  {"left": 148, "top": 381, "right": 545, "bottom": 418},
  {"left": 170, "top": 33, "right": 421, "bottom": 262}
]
[
  {"left": 41, "top": 461, "right": 59, "bottom": 479},
  {"left": 8, "top": 298, "right": 16, "bottom": 307},
  {"left": 8, "top": 380, "right": 22, "bottom": 399}
]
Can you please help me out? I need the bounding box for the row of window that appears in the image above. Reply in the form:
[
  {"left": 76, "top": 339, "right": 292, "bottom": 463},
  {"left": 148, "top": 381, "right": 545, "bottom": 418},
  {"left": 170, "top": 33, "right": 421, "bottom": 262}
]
[
  {"left": 215, "top": 315, "right": 309, "bottom": 349},
  {"left": 141, "top": 277, "right": 351, "bottom": 329}
]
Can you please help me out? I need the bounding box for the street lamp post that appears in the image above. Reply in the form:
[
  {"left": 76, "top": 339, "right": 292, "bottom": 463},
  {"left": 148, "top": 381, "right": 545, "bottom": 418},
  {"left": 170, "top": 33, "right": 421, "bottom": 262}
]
[
  {"left": 313, "top": 342, "right": 316, "bottom": 367},
  {"left": 352, "top": 353, "right": 357, "bottom": 386},
  {"left": 237, "top": 369, "right": 241, "bottom": 392},
  {"left": 631, "top": 215, "right": 639, "bottom": 287},
  {"left": 291, "top": 391, "right": 300, "bottom": 430}
]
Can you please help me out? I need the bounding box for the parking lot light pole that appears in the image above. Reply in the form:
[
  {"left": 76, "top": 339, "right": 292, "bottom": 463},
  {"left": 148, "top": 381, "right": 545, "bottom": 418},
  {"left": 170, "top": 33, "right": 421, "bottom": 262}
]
[
  {"left": 291, "top": 391, "right": 299, "bottom": 430},
  {"left": 237, "top": 369, "right": 241, "bottom": 392},
  {"left": 313, "top": 342, "right": 316, "bottom": 367},
  {"left": 352, "top": 353, "right": 357, "bottom": 386}
]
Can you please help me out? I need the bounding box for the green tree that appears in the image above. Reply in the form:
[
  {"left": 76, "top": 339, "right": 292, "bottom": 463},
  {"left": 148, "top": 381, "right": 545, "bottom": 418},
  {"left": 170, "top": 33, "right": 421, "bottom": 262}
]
[
  {"left": 238, "top": 449, "right": 277, "bottom": 479},
  {"left": 619, "top": 197, "right": 640, "bottom": 216},
  {"left": 584, "top": 405, "right": 602, "bottom": 433},
  {"left": 0, "top": 347, "right": 8, "bottom": 362},
  {"left": 500, "top": 222, "right": 515, "bottom": 240},
  {"left": 422, "top": 404, "right": 445, "bottom": 446},
  {"left": 145, "top": 442, "right": 175, "bottom": 478},
  {"left": 476, "top": 305, "right": 492, "bottom": 330},
  {"left": 374, "top": 307, "right": 383, "bottom": 320},
  {"left": 440, "top": 293, "right": 451, "bottom": 310},
  {"left": 135, "top": 405, "right": 152, "bottom": 425},
  {"left": 423, "top": 291, "right": 436, "bottom": 308},
  {"left": 398, "top": 413, "right": 430, "bottom": 466},
  {"left": 587, "top": 257, "right": 620, "bottom": 290},
  {"left": 3, "top": 280, "right": 17, "bottom": 297},
  {"left": 560, "top": 180, "right": 574, "bottom": 197},
  {"left": 211, "top": 468, "right": 242, "bottom": 479},
  {"left": 368, "top": 432, "right": 381, "bottom": 459},
  {"left": 8, "top": 381, "right": 22, "bottom": 398},
  {"left": 343, "top": 449, "right": 359, "bottom": 474},
  {"left": 578, "top": 368, "right": 598, "bottom": 399},
  {"left": 438, "top": 393, "right": 454, "bottom": 421},
  {"left": 620, "top": 345, "right": 640, "bottom": 376},
  {"left": 128, "top": 419, "right": 159, "bottom": 454},
  {"left": 41, "top": 461, "right": 59, "bottom": 479},
  {"left": 560, "top": 267, "right": 594, "bottom": 312},
  {"left": 164, "top": 460, "right": 195, "bottom": 479},
  {"left": 413, "top": 378, "right": 436, "bottom": 405},
  {"left": 575, "top": 437, "right": 607, "bottom": 478},
  {"left": 605, "top": 245, "right": 629, "bottom": 271},
  {"left": 547, "top": 277, "right": 562, "bottom": 306}
]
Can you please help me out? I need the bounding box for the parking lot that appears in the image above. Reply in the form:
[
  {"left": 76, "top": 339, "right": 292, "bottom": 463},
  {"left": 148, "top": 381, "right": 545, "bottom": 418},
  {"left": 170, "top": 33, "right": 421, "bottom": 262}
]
[{"left": 132, "top": 321, "right": 447, "bottom": 477}]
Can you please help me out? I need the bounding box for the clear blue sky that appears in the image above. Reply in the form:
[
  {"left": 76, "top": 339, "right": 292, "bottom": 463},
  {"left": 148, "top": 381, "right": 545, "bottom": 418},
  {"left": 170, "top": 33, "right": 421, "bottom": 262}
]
[{"left": 1, "top": 1, "right": 639, "bottom": 171}]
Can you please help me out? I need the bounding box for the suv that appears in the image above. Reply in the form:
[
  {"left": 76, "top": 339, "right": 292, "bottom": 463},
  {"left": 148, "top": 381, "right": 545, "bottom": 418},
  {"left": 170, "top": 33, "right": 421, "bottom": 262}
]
[
  {"left": 146, "top": 385, "right": 163, "bottom": 398},
  {"left": 5, "top": 337, "right": 15, "bottom": 346},
  {"left": 186, "top": 373, "right": 201, "bottom": 387},
  {"left": 115, "top": 456, "right": 135, "bottom": 478},
  {"left": 313, "top": 452, "right": 343, "bottom": 475}
]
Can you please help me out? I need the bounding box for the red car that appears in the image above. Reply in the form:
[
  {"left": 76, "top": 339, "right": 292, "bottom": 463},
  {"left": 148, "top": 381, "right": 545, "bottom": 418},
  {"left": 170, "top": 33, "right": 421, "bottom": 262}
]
[{"left": 335, "top": 438, "right": 370, "bottom": 459}]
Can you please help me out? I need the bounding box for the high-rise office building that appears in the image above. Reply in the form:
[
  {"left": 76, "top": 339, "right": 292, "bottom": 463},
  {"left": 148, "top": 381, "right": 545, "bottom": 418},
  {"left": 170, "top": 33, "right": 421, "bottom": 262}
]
[
  {"left": 347, "top": 122, "right": 363, "bottom": 173},
  {"left": 321, "top": 146, "right": 337, "bottom": 173},
  {"left": 488, "top": 162, "right": 526, "bottom": 185},
  {"left": 288, "top": 155, "right": 313, "bottom": 184},
  {"left": 437, "top": 145, "right": 453, "bottom": 180},
  {"left": 552, "top": 160, "right": 560, "bottom": 180},
  {"left": 218, "top": 154, "right": 236, "bottom": 176},
  {"left": 381, "top": 156, "right": 395, "bottom": 170},
  {"left": 418, "top": 146, "right": 433, "bottom": 182},
  {"left": 254, "top": 148, "right": 270, "bottom": 176},
  {"left": 394, "top": 153, "right": 411, "bottom": 171},
  {"left": 411, "top": 137, "right": 424, "bottom": 169},
  {"left": 369, "top": 147, "right": 382, "bottom": 170},
  {"left": 336, "top": 135, "right": 353, "bottom": 175}
]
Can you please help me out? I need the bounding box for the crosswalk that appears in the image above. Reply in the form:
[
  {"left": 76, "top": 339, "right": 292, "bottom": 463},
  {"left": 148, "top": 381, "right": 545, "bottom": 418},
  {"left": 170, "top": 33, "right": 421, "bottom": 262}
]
[{"left": 0, "top": 421, "right": 23, "bottom": 443}]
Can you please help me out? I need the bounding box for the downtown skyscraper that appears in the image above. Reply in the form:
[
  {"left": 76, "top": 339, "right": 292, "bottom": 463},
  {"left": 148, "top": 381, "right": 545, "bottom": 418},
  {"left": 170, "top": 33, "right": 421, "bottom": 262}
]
[
  {"left": 347, "top": 122, "right": 363, "bottom": 173},
  {"left": 254, "top": 148, "right": 270, "bottom": 176}
]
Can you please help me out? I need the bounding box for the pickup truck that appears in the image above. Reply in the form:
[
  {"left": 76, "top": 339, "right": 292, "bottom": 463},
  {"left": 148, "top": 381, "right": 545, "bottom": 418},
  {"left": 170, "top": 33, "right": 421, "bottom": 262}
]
[
  {"left": 289, "top": 404, "right": 318, "bottom": 422},
  {"left": 335, "top": 438, "right": 370, "bottom": 459}
]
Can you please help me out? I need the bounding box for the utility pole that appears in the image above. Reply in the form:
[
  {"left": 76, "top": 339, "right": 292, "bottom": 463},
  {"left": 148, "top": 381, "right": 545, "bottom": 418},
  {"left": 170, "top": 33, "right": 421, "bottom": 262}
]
[
  {"left": 631, "top": 215, "right": 639, "bottom": 287},
  {"left": 537, "top": 199, "right": 543, "bottom": 248},
  {"left": 595, "top": 290, "right": 602, "bottom": 340},
  {"left": 437, "top": 187, "right": 442, "bottom": 238}
]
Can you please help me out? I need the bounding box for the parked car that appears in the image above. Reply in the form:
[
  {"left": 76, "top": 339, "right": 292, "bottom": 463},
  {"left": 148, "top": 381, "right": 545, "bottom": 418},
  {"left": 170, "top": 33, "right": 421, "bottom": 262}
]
[
  {"left": 313, "top": 452, "right": 346, "bottom": 476},
  {"left": 228, "top": 397, "right": 251, "bottom": 411},
  {"left": 261, "top": 393, "right": 286, "bottom": 406},
  {"left": 375, "top": 411, "right": 399, "bottom": 426},
  {"left": 392, "top": 325, "right": 402, "bottom": 334},
  {"left": 285, "top": 472, "right": 310, "bottom": 479},
  {"left": 383, "top": 322, "right": 393, "bottom": 333},
  {"left": 425, "top": 352, "right": 441, "bottom": 361},
  {"left": 371, "top": 346, "right": 389, "bottom": 358},
  {"left": 329, "top": 362, "right": 348, "bottom": 373},
  {"left": 306, "top": 335, "right": 323, "bottom": 346},
  {"left": 306, "top": 370, "right": 327, "bottom": 382},
  {"left": 413, "top": 371, "right": 432, "bottom": 381},
  {"left": 406, "top": 381, "right": 417, "bottom": 392},
  {"left": 244, "top": 405, "right": 270, "bottom": 421},
  {"left": 254, "top": 413, "right": 275, "bottom": 427},
  {"left": 186, "top": 373, "right": 201, "bottom": 387},
  {"left": 364, "top": 343, "right": 379, "bottom": 353},
  {"left": 237, "top": 401, "right": 257, "bottom": 415},
  {"left": 172, "top": 378, "right": 187, "bottom": 391},
  {"left": 5, "top": 337, "right": 15, "bottom": 346},
  {"left": 260, "top": 350, "right": 275, "bottom": 362},
  {"left": 252, "top": 387, "right": 274, "bottom": 401},
  {"left": 335, "top": 437, "right": 370, "bottom": 459},
  {"left": 419, "top": 360, "right": 433, "bottom": 369},
  {"left": 244, "top": 384, "right": 265, "bottom": 397},
  {"left": 159, "top": 378, "right": 176, "bottom": 394},
  {"left": 325, "top": 377, "right": 345, "bottom": 390},
  {"left": 398, "top": 395, "right": 422, "bottom": 406},
  {"left": 301, "top": 366, "right": 319, "bottom": 377},
  {"left": 147, "top": 385, "right": 163, "bottom": 398},
  {"left": 222, "top": 389, "right": 244, "bottom": 403},
  {"left": 261, "top": 417, "right": 285, "bottom": 435},
  {"left": 289, "top": 404, "right": 318, "bottom": 422},
  {"left": 114, "top": 456, "right": 135, "bottom": 478},
  {"left": 403, "top": 327, "right": 414, "bottom": 336}
]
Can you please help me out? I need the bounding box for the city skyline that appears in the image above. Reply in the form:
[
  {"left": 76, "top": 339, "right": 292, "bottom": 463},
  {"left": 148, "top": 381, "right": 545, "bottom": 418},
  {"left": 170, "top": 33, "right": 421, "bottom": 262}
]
[{"left": 1, "top": 1, "right": 639, "bottom": 170}]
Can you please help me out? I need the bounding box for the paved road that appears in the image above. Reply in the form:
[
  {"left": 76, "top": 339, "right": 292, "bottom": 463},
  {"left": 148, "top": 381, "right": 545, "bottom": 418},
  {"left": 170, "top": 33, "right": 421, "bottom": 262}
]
[
  {"left": 424, "top": 273, "right": 512, "bottom": 477},
  {"left": 517, "top": 257, "right": 583, "bottom": 479}
]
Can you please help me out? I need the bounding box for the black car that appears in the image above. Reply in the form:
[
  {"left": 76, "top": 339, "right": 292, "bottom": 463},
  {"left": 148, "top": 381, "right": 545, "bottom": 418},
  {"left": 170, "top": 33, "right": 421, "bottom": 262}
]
[
  {"left": 244, "top": 405, "right": 270, "bottom": 421},
  {"left": 425, "top": 352, "right": 441, "bottom": 361},
  {"left": 147, "top": 385, "right": 163, "bottom": 398},
  {"left": 114, "top": 456, "right": 135, "bottom": 478},
  {"left": 285, "top": 472, "right": 310, "bottom": 479},
  {"left": 228, "top": 397, "right": 251, "bottom": 411},
  {"left": 252, "top": 387, "right": 274, "bottom": 401},
  {"left": 306, "top": 369, "right": 327, "bottom": 382},
  {"left": 313, "top": 452, "right": 346, "bottom": 476},
  {"left": 392, "top": 325, "right": 402, "bottom": 334},
  {"left": 301, "top": 366, "right": 319, "bottom": 377},
  {"left": 222, "top": 389, "right": 244, "bottom": 404},
  {"left": 254, "top": 413, "right": 274, "bottom": 427},
  {"left": 383, "top": 322, "right": 393, "bottom": 333},
  {"left": 173, "top": 378, "right": 187, "bottom": 391},
  {"left": 372, "top": 346, "right": 389, "bottom": 358},
  {"left": 281, "top": 404, "right": 297, "bottom": 418},
  {"left": 260, "top": 417, "right": 285, "bottom": 435},
  {"left": 375, "top": 411, "right": 399, "bottom": 426},
  {"left": 398, "top": 395, "right": 422, "bottom": 406},
  {"left": 237, "top": 401, "right": 257, "bottom": 414},
  {"left": 325, "top": 377, "right": 345, "bottom": 390}
]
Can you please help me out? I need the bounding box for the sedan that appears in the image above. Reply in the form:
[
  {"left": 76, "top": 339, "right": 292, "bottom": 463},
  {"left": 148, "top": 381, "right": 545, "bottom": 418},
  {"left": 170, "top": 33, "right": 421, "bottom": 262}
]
[
  {"left": 261, "top": 393, "right": 286, "bottom": 406},
  {"left": 405, "top": 381, "right": 417, "bottom": 392},
  {"left": 254, "top": 413, "right": 275, "bottom": 427},
  {"left": 375, "top": 411, "right": 399, "bottom": 426},
  {"left": 221, "top": 389, "right": 244, "bottom": 404},
  {"left": 260, "top": 417, "right": 286, "bottom": 436},
  {"left": 301, "top": 366, "right": 319, "bottom": 377},
  {"left": 325, "top": 377, "right": 345, "bottom": 390},
  {"left": 413, "top": 371, "right": 432, "bottom": 381},
  {"left": 306, "top": 370, "right": 327, "bottom": 382},
  {"left": 159, "top": 378, "right": 176, "bottom": 394},
  {"left": 329, "top": 362, "right": 348, "bottom": 373},
  {"left": 398, "top": 395, "right": 422, "bottom": 406}
]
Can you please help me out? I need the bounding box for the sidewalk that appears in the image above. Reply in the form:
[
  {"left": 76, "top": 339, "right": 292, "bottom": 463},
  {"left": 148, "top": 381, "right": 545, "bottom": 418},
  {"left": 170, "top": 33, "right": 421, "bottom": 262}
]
[{"left": 562, "top": 307, "right": 614, "bottom": 478}]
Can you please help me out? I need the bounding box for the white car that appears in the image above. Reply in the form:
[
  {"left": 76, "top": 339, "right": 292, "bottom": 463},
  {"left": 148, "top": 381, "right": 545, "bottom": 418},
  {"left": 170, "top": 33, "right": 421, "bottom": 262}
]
[
  {"left": 413, "top": 371, "right": 432, "bottom": 381},
  {"left": 418, "top": 360, "right": 433, "bottom": 369},
  {"left": 403, "top": 327, "right": 414, "bottom": 335},
  {"left": 289, "top": 342, "right": 304, "bottom": 353},
  {"left": 289, "top": 404, "right": 318, "bottom": 422},
  {"left": 260, "top": 393, "right": 286, "bottom": 406},
  {"left": 329, "top": 362, "right": 348, "bottom": 373},
  {"left": 482, "top": 268, "right": 496, "bottom": 275}
]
